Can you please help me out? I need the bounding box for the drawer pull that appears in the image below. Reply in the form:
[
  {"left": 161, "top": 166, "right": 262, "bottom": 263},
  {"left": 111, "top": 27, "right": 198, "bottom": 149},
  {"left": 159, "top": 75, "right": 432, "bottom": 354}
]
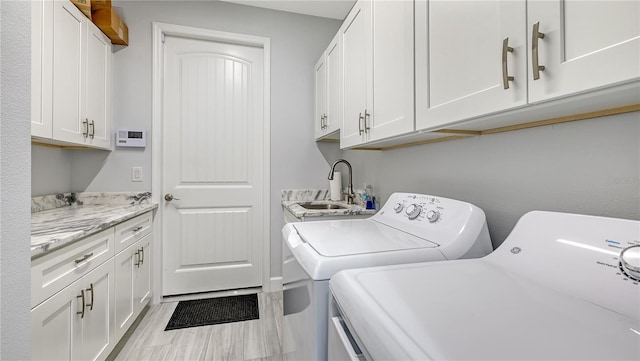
[
  {"left": 85, "top": 283, "right": 94, "bottom": 311},
  {"left": 133, "top": 225, "right": 144, "bottom": 232},
  {"left": 74, "top": 252, "right": 94, "bottom": 265},
  {"left": 77, "top": 290, "right": 85, "bottom": 318}
]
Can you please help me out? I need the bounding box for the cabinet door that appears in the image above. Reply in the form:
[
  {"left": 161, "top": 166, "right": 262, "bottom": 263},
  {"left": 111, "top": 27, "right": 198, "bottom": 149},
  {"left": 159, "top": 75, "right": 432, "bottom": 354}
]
[
  {"left": 81, "top": 260, "right": 116, "bottom": 361},
  {"left": 370, "top": 0, "right": 414, "bottom": 140},
  {"left": 31, "top": 280, "right": 83, "bottom": 361},
  {"left": 134, "top": 235, "right": 152, "bottom": 315},
  {"left": 340, "top": 0, "right": 372, "bottom": 148},
  {"left": 314, "top": 53, "right": 328, "bottom": 139},
  {"left": 325, "top": 33, "right": 342, "bottom": 135},
  {"left": 528, "top": 0, "right": 640, "bottom": 103},
  {"left": 51, "top": 0, "right": 87, "bottom": 145},
  {"left": 85, "top": 23, "right": 112, "bottom": 149},
  {"left": 416, "top": 0, "right": 527, "bottom": 131},
  {"left": 114, "top": 243, "right": 136, "bottom": 341},
  {"left": 31, "top": 0, "right": 53, "bottom": 139}
]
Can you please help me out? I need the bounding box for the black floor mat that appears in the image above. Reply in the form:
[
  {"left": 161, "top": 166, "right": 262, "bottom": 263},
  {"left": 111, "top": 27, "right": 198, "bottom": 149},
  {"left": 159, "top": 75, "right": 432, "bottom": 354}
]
[{"left": 165, "top": 294, "right": 259, "bottom": 331}]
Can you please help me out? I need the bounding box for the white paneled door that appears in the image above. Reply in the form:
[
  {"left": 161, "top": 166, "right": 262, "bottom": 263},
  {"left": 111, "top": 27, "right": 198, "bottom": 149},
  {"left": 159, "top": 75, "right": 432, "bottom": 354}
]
[{"left": 162, "top": 34, "right": 265, "bottom": 295}]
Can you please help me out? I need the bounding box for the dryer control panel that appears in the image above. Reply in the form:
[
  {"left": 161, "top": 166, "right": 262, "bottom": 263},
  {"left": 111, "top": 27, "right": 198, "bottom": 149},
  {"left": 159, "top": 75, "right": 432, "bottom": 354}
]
[{"left": 488, "top": 211, "right": 640, "bottom": 321}]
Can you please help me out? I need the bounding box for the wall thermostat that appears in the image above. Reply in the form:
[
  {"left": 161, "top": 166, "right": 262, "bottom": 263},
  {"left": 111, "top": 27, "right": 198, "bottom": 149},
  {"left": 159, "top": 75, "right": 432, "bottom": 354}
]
[{"left": 116, "top": 129, "right": 146, "bottom": 147}]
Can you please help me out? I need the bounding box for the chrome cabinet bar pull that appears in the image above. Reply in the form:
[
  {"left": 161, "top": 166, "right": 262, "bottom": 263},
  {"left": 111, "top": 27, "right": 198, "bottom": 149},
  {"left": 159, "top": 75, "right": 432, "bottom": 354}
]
[
  {"left": 139, "top": 247, "right": 144, "bottom": 265},
  {"left": 89, "top": 120, "right": 95, "bottom": 139},
  {"left": 502, "top": 37, "right": 515, "bottom": 89},
  {"left": 324, "top": 114, "right": 328, "bottom": 129},
  {"left": 77, "top": 290, "right": 86, "bottom": 318},
  {"left": 358, "top": 112, "right": 364, "bottom": 135},
  {"left": 133, "top": 225, "right": 144, "bottom": 232},
  {"left": 532, "top": 21, "right": 546, "bottom": 80},
  {"left": 85, "top": 283, "right": 94, "bottom": 311},
  {"left": 134, "top": 250, "right": 140, "bottom": 267},
  {"left": 74, "top": 252, "right": 94, "bottom": 265},
  {"left": 364, "top": 110, "right": 370, "bottom": 133},
  {"left": 82, "top": 119, "right": 89, "bottom": 138}
]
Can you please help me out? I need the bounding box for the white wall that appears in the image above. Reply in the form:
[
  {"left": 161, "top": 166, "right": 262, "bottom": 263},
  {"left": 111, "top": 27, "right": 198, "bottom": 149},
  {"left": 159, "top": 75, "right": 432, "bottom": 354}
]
[
  {"left": 1, "top": 1, "right": 32, "bottom": 358},
  {"left": 337, "top": 112, "right": 640, "bottom": 248}
]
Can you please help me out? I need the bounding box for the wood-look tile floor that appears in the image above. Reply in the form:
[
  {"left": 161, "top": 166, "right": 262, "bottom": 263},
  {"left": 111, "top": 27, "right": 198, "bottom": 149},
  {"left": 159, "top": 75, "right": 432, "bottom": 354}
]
[{"left": 110, "top": 292, "right": 286, "bottom": 361}]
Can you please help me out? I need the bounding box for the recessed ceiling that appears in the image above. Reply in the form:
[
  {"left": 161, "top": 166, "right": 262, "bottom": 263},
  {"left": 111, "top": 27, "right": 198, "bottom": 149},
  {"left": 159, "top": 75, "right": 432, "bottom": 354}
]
[{"left": 220, "top": 0, "right": 355, "bottom": 20}]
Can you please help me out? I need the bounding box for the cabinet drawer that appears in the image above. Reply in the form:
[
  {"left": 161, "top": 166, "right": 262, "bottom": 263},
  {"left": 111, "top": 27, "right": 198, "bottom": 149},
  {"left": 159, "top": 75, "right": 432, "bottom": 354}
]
[
  {"left": 31, "top": 228, "right": 114, "bottom": 309},
  {"left": 114, "top": 212, "right": 152, "bottom": 254}
]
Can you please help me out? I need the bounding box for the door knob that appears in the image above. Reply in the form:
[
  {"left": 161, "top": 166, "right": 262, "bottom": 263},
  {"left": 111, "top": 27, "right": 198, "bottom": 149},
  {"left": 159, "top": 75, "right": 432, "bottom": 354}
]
[{"left": 164, "top": 193, "right": 180, "bottom": 201}]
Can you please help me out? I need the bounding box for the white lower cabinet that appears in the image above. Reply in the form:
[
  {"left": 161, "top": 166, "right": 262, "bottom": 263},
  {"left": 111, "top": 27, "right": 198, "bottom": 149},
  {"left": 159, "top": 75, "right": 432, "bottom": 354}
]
[
  {"left": 115, "top": 234, "right": 152, "bottom": 340},
  {"left": 31, "top": 260, "right": 115, "bottom": 361},
  {"left": 32, "top": 211, "right": 153, "bottom": 361}
]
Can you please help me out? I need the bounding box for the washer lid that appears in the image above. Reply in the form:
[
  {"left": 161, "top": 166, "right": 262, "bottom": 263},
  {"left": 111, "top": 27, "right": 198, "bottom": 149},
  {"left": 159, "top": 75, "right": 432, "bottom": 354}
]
[{"left": 293, "top": 219, "right": 438, "bottom": 257}]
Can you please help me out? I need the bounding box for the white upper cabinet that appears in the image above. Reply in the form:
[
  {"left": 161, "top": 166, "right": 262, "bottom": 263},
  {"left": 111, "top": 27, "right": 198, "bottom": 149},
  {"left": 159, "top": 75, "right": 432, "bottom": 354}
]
[
  {"left": 315, "top": 33, "right": 342, "bottom": 140},
  {"left": 527, "top": 0, "right": 640, "bottom": 103},
  {"left": 314, "top": 52, "right": 328, "bottom": 139},
  {"left": 85, "top": 22, "right": 113, "bottom": 149},
  {"left": 51, "top": 1, "right": 86, "bottom": 145},
  {"left": 416, "top": 0, "right": 639, "bottom": 133},
  {"left": 416, "top": 0, "right": 527, "bottom": 131},
  {"left": 370, "top": 0, "right": 414, "bottom": 139},
  {"left": 325, "top": 34, "right": 343, "bottom": 137},
  {"left": 340, "top": 0, "right": 371, "bottom": 148},
  {"left": 341, "top": 0, "right": 414, "bottom": 149},
  {"left": 32, "top": 0, "right": 112, "bottom": 150}
]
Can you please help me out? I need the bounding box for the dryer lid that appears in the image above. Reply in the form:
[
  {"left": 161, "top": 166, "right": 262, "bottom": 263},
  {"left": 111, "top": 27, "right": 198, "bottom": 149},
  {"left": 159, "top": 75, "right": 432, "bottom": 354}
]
[{"left": 293, "top": 219, "right": 438, "bottom": 257}]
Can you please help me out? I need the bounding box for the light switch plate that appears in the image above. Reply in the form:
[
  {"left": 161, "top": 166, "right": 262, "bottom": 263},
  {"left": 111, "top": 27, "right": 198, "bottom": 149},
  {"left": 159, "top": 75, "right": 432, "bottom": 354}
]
[{"left": 131, "top": 167, "right": 143, "bottom": 182}]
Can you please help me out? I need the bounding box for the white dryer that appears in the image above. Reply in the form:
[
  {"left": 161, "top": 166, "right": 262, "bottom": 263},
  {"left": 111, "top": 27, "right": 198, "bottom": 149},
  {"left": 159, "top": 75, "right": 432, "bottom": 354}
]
[
  {"left": 282, "top": 192, "right": 493, "bottom": 361},
  {"left": 329, "top": 211, "right": 640, "bottom": 360}
]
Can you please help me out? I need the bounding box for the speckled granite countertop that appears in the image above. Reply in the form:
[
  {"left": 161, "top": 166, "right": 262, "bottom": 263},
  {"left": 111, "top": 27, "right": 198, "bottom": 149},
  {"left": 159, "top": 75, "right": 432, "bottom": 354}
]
[
  {"left": 31, "top": 192, "right": 158, "bottom": 258},
  {"left": 281, "top": 189, "right": 377, "bottom": 219}
]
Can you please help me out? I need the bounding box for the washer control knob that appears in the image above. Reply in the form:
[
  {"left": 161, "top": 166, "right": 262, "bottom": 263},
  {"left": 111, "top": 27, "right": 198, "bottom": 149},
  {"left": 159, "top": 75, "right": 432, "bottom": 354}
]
[
  {"left": 393, "top": 203, "right": 404, "bottom": 213},
  {"left": 426, "top": 210, "right": 440, "bottom": 223},
  {"left": 405, "top": 204, "right": 422, "bottom": 220},
  {"left": 620, "top": 245, "right": 640, "bottom": 280}
]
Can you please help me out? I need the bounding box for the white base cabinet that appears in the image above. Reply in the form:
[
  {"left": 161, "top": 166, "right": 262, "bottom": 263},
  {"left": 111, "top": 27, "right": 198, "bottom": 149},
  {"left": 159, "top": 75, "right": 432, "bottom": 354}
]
[
  {"left": 32, "top": 212, "right": 153, "bottom": 361},
  {"left": 31, "top": 260, "right": 115, "bottom": 361},
  {"left": 115, "top": 234, "right": 152, "bottom": 340}
]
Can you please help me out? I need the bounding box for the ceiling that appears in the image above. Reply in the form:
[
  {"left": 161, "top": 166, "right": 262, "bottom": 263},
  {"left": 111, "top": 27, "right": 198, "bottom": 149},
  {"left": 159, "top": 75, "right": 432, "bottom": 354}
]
[{"left": 219, "top": 0, "right": 356, "bottom": 20}]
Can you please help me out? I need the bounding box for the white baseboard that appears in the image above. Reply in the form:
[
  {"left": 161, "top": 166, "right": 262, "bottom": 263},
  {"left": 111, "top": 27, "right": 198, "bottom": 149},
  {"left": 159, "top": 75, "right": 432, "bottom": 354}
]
[{"left": 269, "top": 276, "right": 283, "bottom": 292}]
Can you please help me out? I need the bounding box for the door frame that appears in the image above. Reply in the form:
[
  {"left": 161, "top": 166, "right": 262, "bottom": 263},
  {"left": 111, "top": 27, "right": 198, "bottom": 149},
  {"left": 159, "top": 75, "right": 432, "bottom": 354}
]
[{"left": 151, "top": 22, "right": 271, "bottom": 303}]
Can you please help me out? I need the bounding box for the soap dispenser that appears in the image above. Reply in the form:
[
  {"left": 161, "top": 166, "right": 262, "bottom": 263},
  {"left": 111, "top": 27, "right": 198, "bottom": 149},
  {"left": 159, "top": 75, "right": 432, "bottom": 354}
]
[{"left": 365, "top": 185, "right": 375, "bottom": 209}]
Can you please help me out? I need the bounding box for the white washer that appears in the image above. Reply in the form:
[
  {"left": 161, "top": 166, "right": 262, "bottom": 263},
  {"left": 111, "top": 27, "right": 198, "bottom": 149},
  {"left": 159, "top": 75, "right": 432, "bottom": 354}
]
[
  {"left": 329, "top": 211, "right": 640, "bottom": 360},
  {"left": 282, "top": 192, "right": 493, "bottom": 361}
]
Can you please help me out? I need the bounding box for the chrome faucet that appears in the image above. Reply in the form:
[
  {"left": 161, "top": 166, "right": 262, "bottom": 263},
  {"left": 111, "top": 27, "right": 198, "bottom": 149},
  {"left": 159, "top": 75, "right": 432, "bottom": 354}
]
[{"left": 328, "top": 159, "right": 355, "bottom": 204}]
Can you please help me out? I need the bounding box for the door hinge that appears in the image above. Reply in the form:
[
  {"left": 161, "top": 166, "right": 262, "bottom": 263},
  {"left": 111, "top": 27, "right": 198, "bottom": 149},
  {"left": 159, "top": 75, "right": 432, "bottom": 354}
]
[{"left": 161, "top": 33, "right": 166, "bottom": 43}]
